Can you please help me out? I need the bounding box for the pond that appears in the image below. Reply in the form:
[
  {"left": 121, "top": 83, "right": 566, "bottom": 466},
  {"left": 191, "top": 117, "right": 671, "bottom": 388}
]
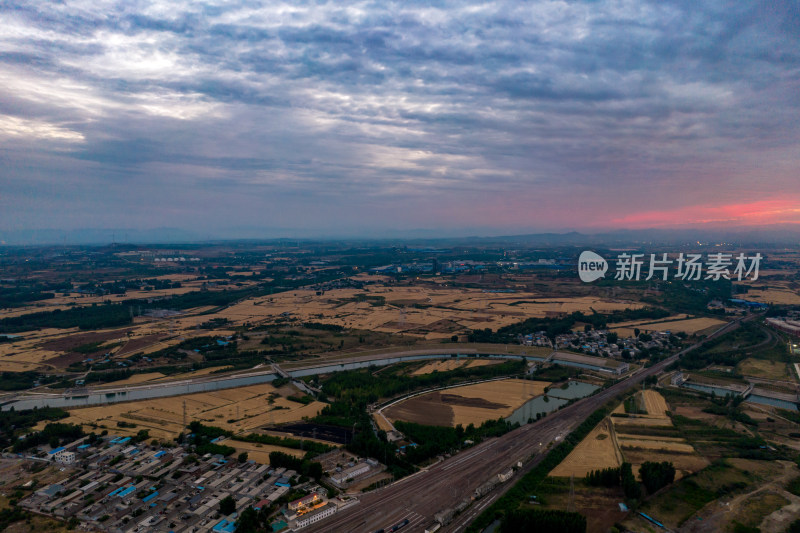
[{"left": 505, "top": 380, "right": 600, "bottom": 426}]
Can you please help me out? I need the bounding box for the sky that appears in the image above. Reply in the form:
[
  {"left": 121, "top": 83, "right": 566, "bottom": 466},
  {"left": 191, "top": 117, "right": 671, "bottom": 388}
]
[{"left": 1, "top": 0, "right": 799, "bottom": 240}]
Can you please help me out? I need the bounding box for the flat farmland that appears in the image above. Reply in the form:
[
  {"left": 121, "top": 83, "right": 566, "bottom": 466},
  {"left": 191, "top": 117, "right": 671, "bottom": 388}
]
[
  {"left": 149, "top": 365, "right": 233, "bottom": 382},
  {"left": 642, "top": 389, "right": 669, "bottom": 417},
  {"left": 411, "top": 359, "right": 469, "bottom": 375},
  {"left": 737, "top": 358, "right": 792, "bottom": 381},
  {"left": 0, "top": 279, "right": 645, "bottom": 372},
  {"left": 740, "top": 287, "right": 800, "bottom": 305},
  {"left": 0, "top": 327, "right": 86, "bottom": 371},
  {"left": 384, "top": 378, "right": 549, "bottom": 427},
  {"left": 410, "top": 358, "right": 500, "bottom": 376},
  {"left": 556, "top": 391, "right": 708, "bottom": 482},
  {"left": 616, "top": 436, "right": 696, "bottom": 453},
  {"left": 106, "top": 372, "right": 166, "bottom": 385},
  {"left": 44, "top": 383, "right": 328, "bottom": 441},
  {"left": 550, "top": 418, "right": 623, "bottom": 477},
  {"left": 615, "top": 391, "right": 708, "bottom": 479},
  {"left": 611, "top": 317, "right": 726, "bottom": 337},
  {"left": 211, "top": 285, "right": 645, "bottom": 340}
]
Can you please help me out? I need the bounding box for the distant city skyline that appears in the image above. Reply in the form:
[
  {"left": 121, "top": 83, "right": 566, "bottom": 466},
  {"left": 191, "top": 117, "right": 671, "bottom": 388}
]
[{"left": 2, "top": 1, "right": 799, "bottom": 235}]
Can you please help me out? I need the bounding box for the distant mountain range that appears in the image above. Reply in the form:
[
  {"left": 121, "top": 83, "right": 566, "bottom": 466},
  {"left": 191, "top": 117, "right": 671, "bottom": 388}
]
[{"left": 1, "top": 225, "right": 798, "bottom": 246}]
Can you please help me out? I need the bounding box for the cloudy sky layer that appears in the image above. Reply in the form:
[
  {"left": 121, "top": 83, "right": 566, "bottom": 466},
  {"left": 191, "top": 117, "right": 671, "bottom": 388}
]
[{"left": 1, "top": 0, "right": 799, "bottom": 238}]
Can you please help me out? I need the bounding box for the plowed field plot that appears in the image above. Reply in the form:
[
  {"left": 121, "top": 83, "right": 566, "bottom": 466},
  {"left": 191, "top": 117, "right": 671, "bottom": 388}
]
[
  {"left": 384, "top": 378, "right": 549, "bottom": 427},
  {"left": 266, "top": 423, "right": 353, "bottom": 445}
]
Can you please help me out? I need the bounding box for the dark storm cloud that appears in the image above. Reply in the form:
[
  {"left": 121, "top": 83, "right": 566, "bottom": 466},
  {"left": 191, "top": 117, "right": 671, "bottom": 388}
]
[{"left": 1, "top": 0, "right": 799, "bottom": 235}]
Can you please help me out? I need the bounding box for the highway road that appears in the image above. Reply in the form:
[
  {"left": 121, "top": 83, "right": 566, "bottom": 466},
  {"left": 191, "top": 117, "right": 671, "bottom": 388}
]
[{"left": 306, "top": 317, "right": 745, "bottom": 533}]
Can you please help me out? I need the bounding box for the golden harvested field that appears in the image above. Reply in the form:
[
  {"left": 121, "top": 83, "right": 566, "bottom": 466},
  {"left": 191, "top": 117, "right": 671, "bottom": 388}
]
[
  {"left": 642, "top": 389, "right": 669, "bottom": 417},
  {"left": 465, "top": 359, "right": 500, "bottom": 369},
  {"left": 226, "top": 439, "right": 305, "bottom": 464},
  {"left": 0, "top": 278, "right": 646, "bottom": 372},
  {"left": 550, "top": 418, "right": 623, "bottom": 477},
  {"left": 45, "top": 383, "right": 328, "bottom": 441},
  {"left": 616, "top": 391, "right": 707, "bottom": 479},
  {"left": 150, "top": 366, "right": 233, "bottom": 381},
  {"left": 373, "top": 412, "right": 394, "bottom": 432},
  {"left": 742, "top": 288, "right": 800, "bottom": 305},
  {"left": 612, "top": 416, "right": 674, "bottom": 427},
  {"left": 106, "top": 372, "right": 166, "bottom": 385},
  {"left": 206, "top": 286, "right": 644, "bottom": 340},
  {"left": 410, "top": 358, "right": 500, "bottom": 376},
  {"left": 611, "top": 317, "right": 726, "bottom": 337},
  {"left": 616, "top": 437, "right": 696, "bottom": 453},
  {"left": 385, "top": 378, "right": 550, "bottom": 427},
  {"left": 558, "top": 392, "right": 708, "bottom": 480},
  {"left": 411, "top": 359, "right": 470, "bottom": 375},
  {"left": 624, "top": 449, "right": 709, "bottom": 480},
  {"left": 609, "top": 391, "right": 672, "bottom": 427}
]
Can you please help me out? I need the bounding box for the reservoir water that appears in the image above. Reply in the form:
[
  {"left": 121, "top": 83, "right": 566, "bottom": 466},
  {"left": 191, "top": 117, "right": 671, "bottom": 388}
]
[{"left": 506, "top": 381, "right": 600, "bottom": 426}]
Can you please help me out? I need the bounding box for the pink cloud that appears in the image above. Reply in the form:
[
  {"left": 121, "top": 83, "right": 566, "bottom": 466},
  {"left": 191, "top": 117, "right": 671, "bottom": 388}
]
[{"left": 606, "top": 197, "right": 800, "bottom": 228}]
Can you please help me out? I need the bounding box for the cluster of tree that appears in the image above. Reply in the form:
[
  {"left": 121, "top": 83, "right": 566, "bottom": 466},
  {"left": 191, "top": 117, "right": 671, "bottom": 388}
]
[
  {"left": 302, "top": 322, "right": 344, "bottom": 332},
  {"left": 347, "top": 412, "right": 416, "bottom": 479},
  {"left": 319, "top": 360, "right": 525, "bottom": 408},
  {"left": 0, "top": 286, "right": 57, "bottom": 308},
  {"left": 286, "top": 395, "right": 314, "bottom": 405},
  {"left": 219, "top": 495, "right": 236, "bottom": 515},
  {"left": 639, "top": 461, "right": 676, "bottom": 494},
  {"left": 187, "top": 421, "right": 235, "bottom": 456},
  {"left": 0, "top": 371, "right": 57, "bottom": 391},
  {"left": 0, "top": 406, "right": 69, "bottom": 448},
  {"left": 585, "top": 466, "right": 621, "bottom": 487},
  {"left": 235, "top": 505, "right": 275, "bottom": 533},
  {"left": 188, "top": 421, "right": 232, "bottom": 439},
  {"left": 268, "top": 451, "right": 323, "bottom": 480},
  {"left": 394, "top": 419, "right": 519, "bottom": 464},
  {"left": 702, "top": 396, "right": 757, "bottom": 427},
  {"left": 233, "top": 433, "right": 333, "bottom": 456},
  {"left": 138, "top": 278, "right": 183, "bottom": 290},
  {"left": 501, "top": 509, "right": 586, "bottom": 533},
  {"left": 12, "top": 422, "right": 85, "bottom": 453},
  {"left": 0, "top": 303, "right": 133, "bottom": 333},
  {"left": 679, "top": 322, "right": 765, "bottom": 370},
  {"left": 0, "top": 507, "right": 31, "bottom": 531},
  {"left": 641, "top": 279, "right": 732, "bottom": 314},
  {"left": 679, "top": 344, "right": 741, "bottom": 370},
  {"left": 621, "top": 462, "right": 641, "bottom": 500},
  {"left": 532, "top": 364, "right": 582, "bottom": 383}
]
